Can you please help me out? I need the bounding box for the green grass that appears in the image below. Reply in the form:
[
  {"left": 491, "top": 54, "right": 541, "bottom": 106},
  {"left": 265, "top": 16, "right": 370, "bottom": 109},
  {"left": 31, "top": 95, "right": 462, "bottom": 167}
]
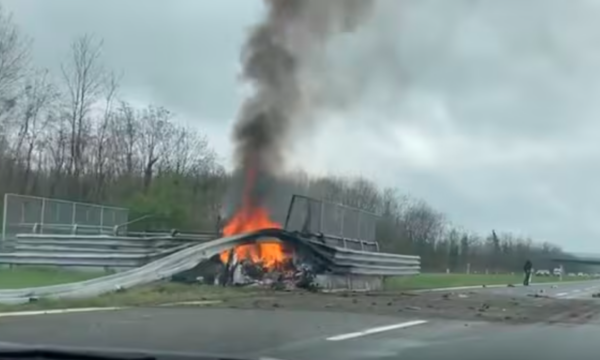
[
  {"left": 0, "top": 283, "right": 263, "bottom": 312},
  {"left": 0, "top": 267, "right": 105, "bottom": 289},
  {"left": 384, "top": 273, "right": 590, "bottom": 291}
]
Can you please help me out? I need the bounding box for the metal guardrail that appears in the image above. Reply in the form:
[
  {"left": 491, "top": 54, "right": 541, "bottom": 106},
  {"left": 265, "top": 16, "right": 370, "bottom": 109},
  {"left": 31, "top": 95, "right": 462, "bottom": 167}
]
[
  {"left": 0, "top": 245, "right": 188, "bottom": 268},
  {"left": 13, "top": 223, "right": 219, "bottom": 238},
  {"left": 308, "top": 238, "right": 420, "bottom": 275},
  {"left": 0, "top": 233, "right": 217, "bottom": 269},
  {"left": 0, "top": 231, "right": 287, "bottom": 304},
  {"left": 0, "top": 229, "right": 420, "bottom": 304}
]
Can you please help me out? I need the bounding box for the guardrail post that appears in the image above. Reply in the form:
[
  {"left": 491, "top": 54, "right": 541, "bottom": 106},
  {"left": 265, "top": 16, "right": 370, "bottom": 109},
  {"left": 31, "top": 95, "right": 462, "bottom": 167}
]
[
  {"left": 1, "top": 193, "right": 7, "bottom": 246},
  {"left": 356, "top": 212, "right": 360, "bottom": 241},
  {"left": 100, "top": 207, "right": 104, "bottom": 229},
  {"left": 340, "top": 208, "right": 345, "bottom": 238},
  {"left": 40, "top": 198, "right": 46, "bottom": 229},
  {"left": 319, "top": 200, "right": 324, "bottom": 233},
  {"left": 71, "top": 203, "right": 76, "bottom": 224},
  {"left": 32, "top": 223, "right": 40, "bottom": 234},
  {"left": 72, "top": 224, "right": 78, "bottom": 235}
]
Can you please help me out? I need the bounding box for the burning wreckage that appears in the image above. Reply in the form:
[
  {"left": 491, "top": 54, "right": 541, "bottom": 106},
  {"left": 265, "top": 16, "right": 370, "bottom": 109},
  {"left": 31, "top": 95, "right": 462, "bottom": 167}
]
[
  {"left": 172, "top": 149, "right": 347, "bottom": 290},
  {"left": 219, "top": 237, "right": 323, "bottom": 291},
  {"left": 173, "top": 228, "right": 333, "bottom": 292},
  {"left": 170, "top": 160, "right": 413, "bottom": 291},
  {"left": 170, "top": 0, "right": 410, "bottom": 291}
]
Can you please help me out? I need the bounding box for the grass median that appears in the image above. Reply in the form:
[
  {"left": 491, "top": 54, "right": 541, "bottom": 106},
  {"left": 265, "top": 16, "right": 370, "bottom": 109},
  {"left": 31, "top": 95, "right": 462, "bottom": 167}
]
[
  {"left": 0, "top": 267, "right": 105, "bottom": 289},
  {"left": 384, "top": 273, "right": 591, "bottom": 291},
  {"left": 0, "top": 283, "right": 266, "bottom": 312},
  {"left": 0, "top": 267, "right": 267, "bottom": 312}
]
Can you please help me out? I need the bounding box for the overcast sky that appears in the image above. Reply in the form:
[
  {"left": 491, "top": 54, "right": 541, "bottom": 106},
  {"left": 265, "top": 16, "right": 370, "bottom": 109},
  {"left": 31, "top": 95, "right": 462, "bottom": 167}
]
[{"left": 3, "top": 0, "right": 600, "bottom": 252}]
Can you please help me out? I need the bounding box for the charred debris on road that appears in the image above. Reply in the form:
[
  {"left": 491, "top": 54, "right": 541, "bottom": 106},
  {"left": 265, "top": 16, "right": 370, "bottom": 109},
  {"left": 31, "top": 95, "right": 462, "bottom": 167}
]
[
  {"left": 171, "top": 253, "right": 319, "bottom": 292},
  {"left": 170, "top": 230, "right": 332, "bottom": 292}
]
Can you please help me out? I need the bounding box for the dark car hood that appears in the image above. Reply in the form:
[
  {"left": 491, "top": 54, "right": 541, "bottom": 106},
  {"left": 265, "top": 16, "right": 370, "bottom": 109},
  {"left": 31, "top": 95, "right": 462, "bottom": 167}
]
[{"left": 0, "top": 341, "right": 284, "bottom": 360}]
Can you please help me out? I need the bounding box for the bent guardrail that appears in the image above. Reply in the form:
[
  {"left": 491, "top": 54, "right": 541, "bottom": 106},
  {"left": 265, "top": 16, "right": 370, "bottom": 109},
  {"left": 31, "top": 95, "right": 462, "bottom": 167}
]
[{"left": 0, "top": 228, "right": 421, "bottom": 304}]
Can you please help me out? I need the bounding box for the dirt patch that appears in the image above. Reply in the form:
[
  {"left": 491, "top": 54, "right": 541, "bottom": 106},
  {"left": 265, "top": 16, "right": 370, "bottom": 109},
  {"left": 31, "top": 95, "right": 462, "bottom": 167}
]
[{"left": 203, "top": 290, "right": 600, "bottom": 325}]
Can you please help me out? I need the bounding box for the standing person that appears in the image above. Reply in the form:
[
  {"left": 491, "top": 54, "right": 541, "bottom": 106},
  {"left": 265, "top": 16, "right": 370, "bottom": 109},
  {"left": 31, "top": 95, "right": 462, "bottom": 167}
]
[{"left": 523, "top": 259, "right": 533, "bottom": 286}]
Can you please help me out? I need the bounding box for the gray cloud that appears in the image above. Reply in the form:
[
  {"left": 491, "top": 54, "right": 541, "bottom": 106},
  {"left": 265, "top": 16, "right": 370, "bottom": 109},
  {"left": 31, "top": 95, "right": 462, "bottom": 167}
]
[
  {"left": 3, "top": 0, "right": 600, "bottom": 252},
  {"left": 5, "top": 0, "right": 260, "bottom": 122}
]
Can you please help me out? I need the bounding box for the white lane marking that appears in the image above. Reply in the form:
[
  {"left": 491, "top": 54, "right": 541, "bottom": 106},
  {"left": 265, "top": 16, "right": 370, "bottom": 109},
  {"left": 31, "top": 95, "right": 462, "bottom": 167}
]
[
  {"left": 159, "top": 300, "right": 222, "bottom": 307},
  {"left": 555, "top": 292, "right": 568, "bottom": 297},
  {"left": 0, "top": 300, "right": 225, "bottom": 318},
  {"left": 573, "top": 290, "right": 582, "bottom": 293},
  {"left": 0, "top": 307, "right": 124, "bottom": 318},
  {"left": 564, "top": 288, "right": 600, "bottom": 299},
  {"left": 326, "top": 320, "right": 428, "bottom": 341},
  {"left": 420, "top": 280, "right": 600, "bottom": 293},
  {"left": 564, "top": 293, "right": 583, "bottom": 299}
]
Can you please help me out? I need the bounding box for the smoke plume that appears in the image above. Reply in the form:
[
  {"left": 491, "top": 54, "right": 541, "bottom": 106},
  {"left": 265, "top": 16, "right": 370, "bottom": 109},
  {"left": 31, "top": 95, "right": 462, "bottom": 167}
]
[{"left": 231, "top": 0, "right": 375, "bottom": 212}]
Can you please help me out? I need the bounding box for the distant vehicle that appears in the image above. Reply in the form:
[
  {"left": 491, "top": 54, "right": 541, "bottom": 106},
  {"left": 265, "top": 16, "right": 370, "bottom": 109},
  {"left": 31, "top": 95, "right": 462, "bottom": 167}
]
[
  {"left": 552, "top": 267, "right": 563, "bottom": 276},
  {"left": 535, "top": 269, "right": 550, "bottom": 276}
]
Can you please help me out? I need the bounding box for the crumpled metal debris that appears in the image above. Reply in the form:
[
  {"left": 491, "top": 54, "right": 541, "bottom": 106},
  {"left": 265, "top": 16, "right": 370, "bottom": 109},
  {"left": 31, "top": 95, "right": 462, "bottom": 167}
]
[{"left": 224, "top": 256, "right": 319, "bottom": 291}]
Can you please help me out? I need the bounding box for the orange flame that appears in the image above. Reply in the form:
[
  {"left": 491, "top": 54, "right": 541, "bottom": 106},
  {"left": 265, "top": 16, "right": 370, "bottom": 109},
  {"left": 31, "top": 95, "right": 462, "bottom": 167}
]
[{"left": 219, "top": 168, "right": 286, "bottom": 269}]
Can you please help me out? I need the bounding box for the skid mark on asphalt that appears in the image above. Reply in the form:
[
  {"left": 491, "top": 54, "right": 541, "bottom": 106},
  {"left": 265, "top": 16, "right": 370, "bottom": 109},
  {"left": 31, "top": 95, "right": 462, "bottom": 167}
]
[{"left": 326, "top": 320, "right": 428, "bottom": 341}]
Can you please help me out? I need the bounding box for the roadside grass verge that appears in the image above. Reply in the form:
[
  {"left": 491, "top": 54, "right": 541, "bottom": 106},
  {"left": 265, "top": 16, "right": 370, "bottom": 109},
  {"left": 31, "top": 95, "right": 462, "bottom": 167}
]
[
  {"left": 384, "top": 273, "right": 592, "bottom": 291},
  {"left": 0, "top": 267, "right": 105, "bottom": 289},
  {"left": 0, "top": 271, "right": 594, "bottom": 313},
  {"left": 0, "top": 282, "right": 266, "bottom": 312}
]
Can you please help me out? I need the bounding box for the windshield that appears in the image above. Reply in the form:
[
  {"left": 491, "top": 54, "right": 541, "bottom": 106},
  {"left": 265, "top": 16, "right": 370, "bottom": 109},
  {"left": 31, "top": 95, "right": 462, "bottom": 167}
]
[{"left": 0, "top": 1, "right": 597, "bottom": 360}]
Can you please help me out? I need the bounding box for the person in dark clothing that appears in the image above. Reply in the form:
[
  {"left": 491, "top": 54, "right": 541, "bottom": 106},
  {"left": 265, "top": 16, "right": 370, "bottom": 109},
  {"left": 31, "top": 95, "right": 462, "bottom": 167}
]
[{"left": 523, "top": 259, "right": 533, "bottom": 286}]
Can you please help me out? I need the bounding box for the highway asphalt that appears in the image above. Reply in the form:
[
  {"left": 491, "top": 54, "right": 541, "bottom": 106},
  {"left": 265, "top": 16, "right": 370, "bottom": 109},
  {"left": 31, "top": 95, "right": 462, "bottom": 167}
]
[
  {"left": 464, "top": 279, "right": 600, "bottom": 299},
  {"left": 0, "top": 280, "right": 597, "bottom": 360}
]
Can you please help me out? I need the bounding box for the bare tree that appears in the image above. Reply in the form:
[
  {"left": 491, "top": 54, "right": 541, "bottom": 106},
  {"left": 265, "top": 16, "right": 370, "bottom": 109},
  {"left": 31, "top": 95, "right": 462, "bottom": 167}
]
[
  {"left": 340, "top": 177, "right": 380, "bottom": 213},
  {"left": 12, "top": 69, "right": 58, "bottom": 193},
  {"left": 0, "top": 4, "right": 30, "bottom": 118},
  {"left": 44, "top": 117, "right": 70, "bottom": 197},
  {"left": 61, "top": 34, "right": 105, "bottom": 183},
  {"left": 112, "top": 101, "right": 139, "bottom": 177},
  {"left": 138, "top": 105, "right": 171, "bottom": 192},
  {"left": 90, "top": 71, "right": 120, "bottom": 200}
]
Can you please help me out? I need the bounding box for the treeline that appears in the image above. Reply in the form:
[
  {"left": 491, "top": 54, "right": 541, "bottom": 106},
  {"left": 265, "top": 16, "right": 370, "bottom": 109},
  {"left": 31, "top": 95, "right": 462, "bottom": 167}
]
[
  {"left": 292, "top": 177, "right": 573, "bottom": 273},
  {"left": 0, "top": 6, "right": 581, "bottom": 273}
]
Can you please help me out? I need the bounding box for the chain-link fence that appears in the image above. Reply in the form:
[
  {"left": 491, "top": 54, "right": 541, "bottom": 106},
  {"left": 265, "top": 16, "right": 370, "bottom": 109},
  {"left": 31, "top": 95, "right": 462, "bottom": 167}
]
[
  {"left": 284, "top": 195, "right": 380, "bottom": 251},
  {"left": 1, "top": 194, "right": 129, "bottom": 243}
]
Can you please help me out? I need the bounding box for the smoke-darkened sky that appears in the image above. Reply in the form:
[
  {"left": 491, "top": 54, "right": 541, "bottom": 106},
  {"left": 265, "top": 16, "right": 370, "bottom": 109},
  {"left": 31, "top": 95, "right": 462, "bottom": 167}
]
[{"left": 4, "top": 0, "right": 600, "bottom": 252}]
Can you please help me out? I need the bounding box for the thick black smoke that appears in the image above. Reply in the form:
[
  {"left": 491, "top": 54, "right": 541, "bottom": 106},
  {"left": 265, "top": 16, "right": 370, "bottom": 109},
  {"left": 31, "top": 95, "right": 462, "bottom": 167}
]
[{"left": 230, "top": 0, "right": 375, "bottom": 215}]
